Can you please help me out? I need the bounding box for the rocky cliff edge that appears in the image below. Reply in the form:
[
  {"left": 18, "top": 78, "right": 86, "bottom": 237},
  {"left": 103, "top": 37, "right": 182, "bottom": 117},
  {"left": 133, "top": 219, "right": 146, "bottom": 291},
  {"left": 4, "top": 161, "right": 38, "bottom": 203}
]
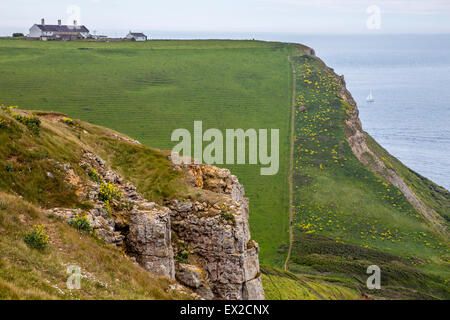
[{"left": 50, "top": 150, "right": 264, "bottom": 300}]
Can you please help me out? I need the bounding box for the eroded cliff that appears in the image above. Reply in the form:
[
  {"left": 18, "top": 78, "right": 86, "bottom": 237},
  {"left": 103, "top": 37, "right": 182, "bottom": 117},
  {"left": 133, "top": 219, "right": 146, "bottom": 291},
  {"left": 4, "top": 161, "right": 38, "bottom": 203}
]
[
  {"left": 50, "top": 150, "right": 264, "bottom": 300},
  {"left": 336, "top": 74, "right": 448, "bottom": 235}
]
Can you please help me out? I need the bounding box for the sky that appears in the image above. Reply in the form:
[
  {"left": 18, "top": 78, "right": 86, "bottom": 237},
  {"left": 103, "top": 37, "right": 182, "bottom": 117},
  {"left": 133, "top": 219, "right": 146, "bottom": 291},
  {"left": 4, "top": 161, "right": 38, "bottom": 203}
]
[{"left": 1, "top": 0, "right": 450, "bottom": 36}]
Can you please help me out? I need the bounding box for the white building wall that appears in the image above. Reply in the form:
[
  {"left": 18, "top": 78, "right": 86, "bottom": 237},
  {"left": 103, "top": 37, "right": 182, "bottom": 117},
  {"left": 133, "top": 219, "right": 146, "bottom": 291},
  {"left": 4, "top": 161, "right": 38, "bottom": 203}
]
[
  {"left": 126, "top": 33, "right": 147, "bottom": 41},
  {"left": 29, "top": 25, "right": 42, "bottom": 38},
  {"left": 28, "top": 25, "right": 54, "bottom": 38}
]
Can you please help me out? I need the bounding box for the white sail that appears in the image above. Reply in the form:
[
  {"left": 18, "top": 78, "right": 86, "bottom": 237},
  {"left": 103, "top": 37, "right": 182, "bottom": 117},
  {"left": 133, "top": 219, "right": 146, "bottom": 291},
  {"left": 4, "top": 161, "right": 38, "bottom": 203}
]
[{"left": 367, "top": 90, "right": 374, "bottom": 102}]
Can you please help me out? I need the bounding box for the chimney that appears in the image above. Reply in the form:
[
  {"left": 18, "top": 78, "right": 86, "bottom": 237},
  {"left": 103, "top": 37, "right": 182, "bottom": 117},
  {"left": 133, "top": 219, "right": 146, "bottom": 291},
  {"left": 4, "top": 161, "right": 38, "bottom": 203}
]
[
  {"left": 73, "top": 20, "right": 77, "bottom": 26},
  {"left": 58, "top": 19, "right": 61, "bottom": 26},
  {"left": 41, "top": 18, "right": 45, "bottom": 25}
]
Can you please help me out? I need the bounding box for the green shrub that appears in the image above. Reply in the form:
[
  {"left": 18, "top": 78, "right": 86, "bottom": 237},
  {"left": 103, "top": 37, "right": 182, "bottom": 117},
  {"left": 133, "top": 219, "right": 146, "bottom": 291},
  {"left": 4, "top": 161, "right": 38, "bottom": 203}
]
[
  {"left": 220, "top": 212, "right": 235, "bottom": 222},
  {"left": 60, "top": 117, "right": 74, "bottom": 126},
  {"left": 1, "top": 105, "right": 17, "bottom": 112},
  {"left": 24, "top": 224, "right": 49, "bottom": 249},
  {"left": 99, "top": 182, "right": 121, "bottom": 202},
  {"left": 0, "top": 118, "right": 9, "bottom": 129},
  {"left": 220, "top": 204, "right": 235, "bottom": 223},
  {"left": 69, "top": 214, "right": 93, "bottom": 232},
  {"left": 11, "top": 113, "right": 41, "bottom": 135},
  {"left": 88, "top": 168, "right": 102, "bottom": 183},
  {"left": 175, "top": 251, "right": 189, "bottom": 263},
  {"left": 104, "top": 200, "right": 112, "bottom": 217},
  {"left": 174, "top": 241, "right": 189, "bottom": 263}
]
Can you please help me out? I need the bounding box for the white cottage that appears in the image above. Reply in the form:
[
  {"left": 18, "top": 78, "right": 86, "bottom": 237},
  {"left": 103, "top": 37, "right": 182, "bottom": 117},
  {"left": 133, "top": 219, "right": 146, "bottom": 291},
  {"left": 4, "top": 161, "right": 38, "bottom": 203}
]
[
  {"left": 29, "top": 19, "right": 90, "bottom": 40},
  {"left": 126, "top": 32, "right": 147, "bottom": 42}
]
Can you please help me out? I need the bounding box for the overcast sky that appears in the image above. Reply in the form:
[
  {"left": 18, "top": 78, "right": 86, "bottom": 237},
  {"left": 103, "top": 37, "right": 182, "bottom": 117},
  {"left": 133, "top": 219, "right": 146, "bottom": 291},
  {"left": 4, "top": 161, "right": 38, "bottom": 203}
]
[{"left": 1, "top": 0, "right": 450, "bottom": 35}]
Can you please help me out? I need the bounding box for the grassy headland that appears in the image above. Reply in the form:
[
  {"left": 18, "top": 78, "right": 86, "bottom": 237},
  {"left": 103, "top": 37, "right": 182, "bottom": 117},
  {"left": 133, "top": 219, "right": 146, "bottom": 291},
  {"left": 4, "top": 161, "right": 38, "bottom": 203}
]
[{"left": 0, "top": 39, "right": 448, "bottom": 299}]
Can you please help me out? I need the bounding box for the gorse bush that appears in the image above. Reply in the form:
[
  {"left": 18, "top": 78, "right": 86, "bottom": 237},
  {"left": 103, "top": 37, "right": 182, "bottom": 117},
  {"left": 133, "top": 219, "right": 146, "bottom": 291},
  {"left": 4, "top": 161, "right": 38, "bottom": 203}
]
[
  {"left": 11, "top": 112, "right": 41, "bottom": 135},
  {"left": 0, "top": 106, "right": 17, "bottom": 129},
  {"left": 220, "top": 212, "right": 235, "bottom": 222},
  {"left": 0, "top": 105, "right": 17, "bottom": 111},
  {"left": 99, "top": 182, "right": 121, "bottom": 202},
  {"left": 88, "top": 168, "right": 102, "bottom": 183},
  {"left": 60, "top": 117, "right": 74, "bottom": 126},
  {"left": 220, "top": 204, "right": 235, "bottom": 223},
  {"left": 0, "top": 118, "right": 9, "bottom": 129},
  {"left": 24, "top": 224, "right": 49, "bottom": 249},
  {"left": 69, "top": 214, "right": 92, "bottom": 232}
]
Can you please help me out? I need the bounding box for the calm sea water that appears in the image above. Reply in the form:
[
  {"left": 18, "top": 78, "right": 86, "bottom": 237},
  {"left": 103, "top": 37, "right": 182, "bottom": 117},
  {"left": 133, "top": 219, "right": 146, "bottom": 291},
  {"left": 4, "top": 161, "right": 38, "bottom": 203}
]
[{"left": 139, "top": 32, "right": 450, "bottom": 190}]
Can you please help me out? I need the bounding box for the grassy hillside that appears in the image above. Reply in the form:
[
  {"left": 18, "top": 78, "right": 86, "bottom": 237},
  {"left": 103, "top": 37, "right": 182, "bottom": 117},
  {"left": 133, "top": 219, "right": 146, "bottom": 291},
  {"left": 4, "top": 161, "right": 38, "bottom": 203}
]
[
  {"left": 288, "top": 48, "right": 449, "bottom": 299},
  {"left": 0, "top": 192, "right": 189, "bottom": 300},
  {"left": 0, "top": 108, "right": 191, "bottom": 299},
  {"left": 0, "top": 39, "right": 291, "bottom": 266},
  {"left": 261, "top": 265, "right": 361, "bottom": 300}
]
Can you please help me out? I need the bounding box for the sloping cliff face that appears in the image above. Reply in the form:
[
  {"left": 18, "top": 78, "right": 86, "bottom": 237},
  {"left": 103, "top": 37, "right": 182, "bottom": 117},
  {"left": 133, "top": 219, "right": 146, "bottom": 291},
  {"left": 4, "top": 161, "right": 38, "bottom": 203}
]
[
  {"left": 51, "top": 150, "right": 264, "bottom": 300},
  {"left": 337, "top": 75, "right": 448, "bottom": 234}
]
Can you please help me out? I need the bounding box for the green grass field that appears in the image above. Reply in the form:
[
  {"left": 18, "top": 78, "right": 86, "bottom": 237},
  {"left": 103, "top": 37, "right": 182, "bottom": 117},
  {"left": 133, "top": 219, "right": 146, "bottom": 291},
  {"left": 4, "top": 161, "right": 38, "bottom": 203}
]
[{"left": 0, "top": 39, "right": 292, "bottom": 266}]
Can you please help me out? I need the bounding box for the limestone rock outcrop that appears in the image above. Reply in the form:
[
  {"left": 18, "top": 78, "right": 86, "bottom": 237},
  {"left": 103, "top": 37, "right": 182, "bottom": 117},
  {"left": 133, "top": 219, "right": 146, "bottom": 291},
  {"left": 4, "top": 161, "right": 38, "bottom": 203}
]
[
  {"left": 168, "top": 163, "right": 264, "bottom": 300},
  {"left": 51, "top": 151, "right": 264, "bottom": 299},
  {"left": 126, "top": 205, "right": 175, "bottom": 279}
]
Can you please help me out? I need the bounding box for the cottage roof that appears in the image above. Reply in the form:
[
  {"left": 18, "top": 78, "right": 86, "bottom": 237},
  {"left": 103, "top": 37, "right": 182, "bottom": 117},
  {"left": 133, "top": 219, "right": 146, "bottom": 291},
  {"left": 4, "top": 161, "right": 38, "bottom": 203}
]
[
  {"left": 129, "top": 32, "right": 146, "bottom": 37},
  {"left": 36, "top": 24, "right": 89, "bottom": 33}
]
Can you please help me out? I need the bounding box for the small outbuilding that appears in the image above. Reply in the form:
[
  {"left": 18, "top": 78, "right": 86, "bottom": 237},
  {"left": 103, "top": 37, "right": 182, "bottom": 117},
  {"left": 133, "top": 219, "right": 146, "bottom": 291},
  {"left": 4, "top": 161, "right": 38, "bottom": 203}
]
[{"left": 126, "top": 32, "right": 147, "bottom": 42}]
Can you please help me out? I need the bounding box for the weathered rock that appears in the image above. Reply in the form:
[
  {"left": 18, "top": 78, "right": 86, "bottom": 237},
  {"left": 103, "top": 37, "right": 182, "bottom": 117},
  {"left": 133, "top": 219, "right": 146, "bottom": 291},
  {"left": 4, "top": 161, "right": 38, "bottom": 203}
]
[
  {"left": 112, "top": 133, "right": 141, "bottom": 145},
  {"left": 196, "top": 285, "right": 214, "bottom": 300},
  {"left": 243, "top": 244, "right": 260, "bottom": 282},
  {"left": 242, "top": 277, "right": 265, "bottom": 300},
  {"left": 126, "top": 205, "right": 175, "bottom": 279},
  {"left": 176, "top": 263, "right": 203, "bottom": 288},
  {"left": 49, "top": 205, "right": 124, "bottom": 246},
  {"left": 169, "top": 162, "right": 265, "bottom": 300}
]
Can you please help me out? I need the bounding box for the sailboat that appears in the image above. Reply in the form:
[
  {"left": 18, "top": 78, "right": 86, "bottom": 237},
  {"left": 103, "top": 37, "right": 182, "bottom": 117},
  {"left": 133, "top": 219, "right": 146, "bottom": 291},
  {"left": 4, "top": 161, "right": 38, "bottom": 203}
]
[{"left": 366, "top": 90, "right": 375, "bottom": 103}]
